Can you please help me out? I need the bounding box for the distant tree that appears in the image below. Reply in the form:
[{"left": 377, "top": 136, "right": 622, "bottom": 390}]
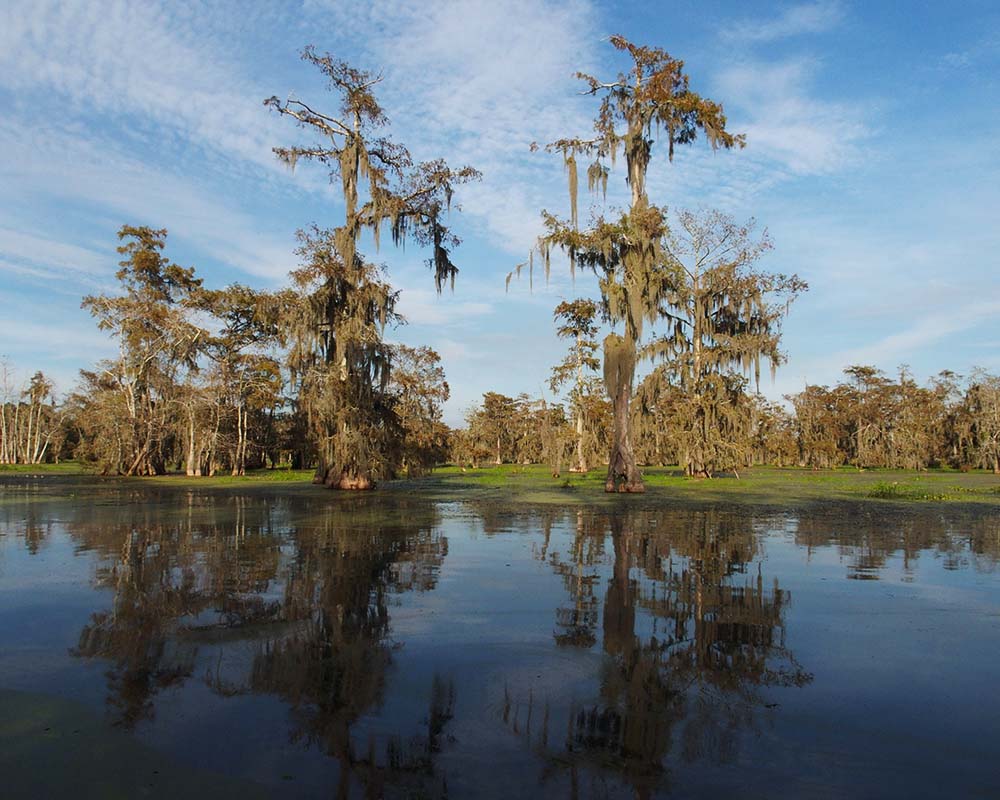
[
  {"left": 787, "top": 384, "right": 845, "bottom": 468},
  {"left": 888, "top": 365, "right": 943, "bottom": 470},
  {"left": 471, "top": 392, "right": 518, "bottom": 466},
  {"left": 197, "top": 284, "right": 284, "bottom": 476},
  {"left": 748, "top": 397, "right": 799, "bottom": 467},
  {"left": 964, "top": 369, "right": 1000, "bottom": 473},
  {"left": 522, "top": 36, "right": 744, "bottom": 492},
  {"left": 549, "top": 299, "right": 602, "bottom": 473},
  {"left": 930, "top": 370, "right": 965, "bottom": 467},
  {"left": 842, "top": 364, "right": 889, "bottom": 468},
  {"left": 79, "top": 227, "right": 204, "bottom": 475},
  {"left": 640, "top": 210, "right": 805, "bottom": 477},
  {"left": 0, "top": 364, "right": 61, "bottom": 465},
  {"left": 390, "top": 344, "right": 451, "bottom": 476}
]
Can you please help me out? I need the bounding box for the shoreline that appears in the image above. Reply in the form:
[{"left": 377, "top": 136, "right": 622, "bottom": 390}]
[{"left": 3, "top": 463, "right": 999, "bottom": 512}]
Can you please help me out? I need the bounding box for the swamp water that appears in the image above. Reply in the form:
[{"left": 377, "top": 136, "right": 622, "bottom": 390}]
[{"left": 1, "top": 477, "right": 999, "bottom": 798}]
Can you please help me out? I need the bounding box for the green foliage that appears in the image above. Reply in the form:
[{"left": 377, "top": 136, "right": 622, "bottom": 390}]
[
  {"left": 390, "top": 345, "right": 451, "bottom": 476},
  {"left": 283, "top": 228, "right": 402, "bottom": 489},
  {"left": 455, "top": 393, "right": 576, "bottom": 474},
  {"left": 636, "top": 209, "right": 805, "bottom": 477},
  {"left": 550, "top": 299, "right": 606, "bottom": 472},
  {"left": 867, "top": 481, "right": 950, "bottom": 501}
]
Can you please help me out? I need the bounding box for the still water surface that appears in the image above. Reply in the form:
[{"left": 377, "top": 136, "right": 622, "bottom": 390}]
[{"left": 1, "top": 478, "right": 999, "bottom": 798}]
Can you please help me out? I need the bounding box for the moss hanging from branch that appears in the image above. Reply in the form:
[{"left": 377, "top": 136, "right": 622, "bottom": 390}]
[
  {"left": 265, "top": 47, "right": 480, "bottom": 489},
  {"left": 512, "top": 36, "right": 745, "bottom": 492}
]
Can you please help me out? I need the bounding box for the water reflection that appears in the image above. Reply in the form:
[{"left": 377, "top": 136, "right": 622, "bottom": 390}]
[
  {"left": 499, "top": 509, "right": 811, "bottom": 799},
  {"left": 59, "top": 495, "right": 454, "bottom": 796},
  {"left": 791, "top": 510, "right": 1000, "bottom": 579},
  {"left": 64, "top": 500, "right": 814, "bottom": 797},
  {"left": 1, "top": 480, "right": 999, "bottom": 797}
]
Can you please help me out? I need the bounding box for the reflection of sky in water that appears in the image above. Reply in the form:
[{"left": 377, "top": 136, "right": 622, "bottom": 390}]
[{"left": 0, "top": 481, "right": 998, "bottom": 798}]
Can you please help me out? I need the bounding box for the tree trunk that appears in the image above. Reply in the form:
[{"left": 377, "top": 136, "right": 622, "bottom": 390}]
[
  {"left": 12, "top": 403, "right": 20, "bottom": 463},
  {"left": 186, "top": 413, "right": 197, "bottom": 476},
  {"left": 605, "top": 374, "right": 644, "bottom": 493},
  {"left": 574, "top": 410, "right": 587, "bottom": 473},
  {"left": 25, "top": 401, "right": 33, "bottom": 465}
]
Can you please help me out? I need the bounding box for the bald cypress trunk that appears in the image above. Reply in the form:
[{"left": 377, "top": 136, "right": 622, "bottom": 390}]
[
  {"left": 606, "top": 376, "right": 644, "bottom": 492},
  {"left": 604, "top": 334, "right": 644, "bottom": 493}
]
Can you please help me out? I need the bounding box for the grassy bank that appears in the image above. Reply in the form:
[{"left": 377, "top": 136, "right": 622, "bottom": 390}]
[
  {"left": 403, "top": 464, "right": 1000, "bottom": 508},
  {"left": 0, "top": 461, "right": 90, "bottom": 475},
  {"left": 4, "top": 461, "right": 999, "bottom": 509}
]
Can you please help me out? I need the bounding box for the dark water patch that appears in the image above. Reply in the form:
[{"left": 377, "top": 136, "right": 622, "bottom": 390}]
[{"left": 1, "top": 480, "right": 998, "bottom": 798}]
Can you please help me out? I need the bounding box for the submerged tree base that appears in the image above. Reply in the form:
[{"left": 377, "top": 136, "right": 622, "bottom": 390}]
[
  {"left": 605, "top": 479, "right": 646, "bottom": 493},
  {"left": 605, "top": 464, "right": 646, "bottom": 493},
  {"left": 605, "top": 445, "right": 646, "bottom": 493},
  {"left": 314, "top": 467, "right": 375, "bottom": 490}
]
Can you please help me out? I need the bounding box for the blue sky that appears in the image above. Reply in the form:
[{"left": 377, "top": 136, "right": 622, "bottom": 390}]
[{"left": 1, "top": 0, "right": 998, "bottom": 424}]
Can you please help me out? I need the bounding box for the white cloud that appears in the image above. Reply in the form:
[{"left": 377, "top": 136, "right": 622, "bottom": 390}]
[
  {"left": 0, "top": 119, "right": 297, "bottom": 283},
  {"left": 721, "top": 1, "right": 844, "bottom": 44},
  {"left": 0, "top": 0, "right": 286, "bottom": 175},
  {"left": 712, "top": 58, "right": 868, "bottom": 175}
]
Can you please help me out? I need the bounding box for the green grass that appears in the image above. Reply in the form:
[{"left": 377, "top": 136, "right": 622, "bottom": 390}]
[
  {"left": 418, "top": 463, "right": 1000, "bottom": 508},
  {"left": 144, "top": 467, "right": 316, "bottom": 486},
  {"left": 0, "top": 461, "right": 89, "bottom": 475},
  {"left": 866, "top": 480, "right": 951, "bottom": 501},
  {"left": 3, "top": 461, "right": 999, "bottom": 509}
]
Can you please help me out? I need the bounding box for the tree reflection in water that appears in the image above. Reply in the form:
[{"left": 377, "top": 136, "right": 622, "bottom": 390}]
[
  {"left": 68, "top": 494, "right": 455, "bottom": 797},
  {"left": 45, "top": 488, "right": 1000, "bottom": 798},
  {"left": 507, "top": 508, "right": 812, "bottom": 799}
]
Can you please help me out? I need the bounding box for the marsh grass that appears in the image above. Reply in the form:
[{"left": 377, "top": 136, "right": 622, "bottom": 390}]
[
  {"left": 3, "top": 463, "right": 999, "bottom": 509},
  {"left": 419, "top": 464, "right": 1000, "bottom": 508},
  {"left": 0, "top": 461, "right": 89, "bottom": 475},
  {"left": 867, "top": 480, "right": 951, "bottom": 501}
]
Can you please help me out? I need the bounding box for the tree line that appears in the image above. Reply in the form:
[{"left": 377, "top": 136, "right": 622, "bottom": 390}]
[
  {"left": 3, "top": 38, "right": 997, "bottom": 486},
  {"left": 458, "top": 358, "right": 1000, "bottom": 475},
  {"left": 5, "top": 224, "right": 452, "bottom": 480}
]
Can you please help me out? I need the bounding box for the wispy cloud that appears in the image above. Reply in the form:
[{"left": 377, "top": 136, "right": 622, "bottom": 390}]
[
  {"left": 772, "top": 297, "right": 1000, "bottom": 398},
  {"left": 0, "top": 227, "right": 109, "bottom": 286},
  {"left": 709, "top": 4, "right": 863, "bottom": 179},
  {"left": 846, "top": 300, "right": 1000, "bottom": 365},
  {"left": 0, "top": 0, "right": 288, "bottom": 174},
  {"left": 721, "top": 1, "right": 844, "bottom": 44},
  {"left": 941, "top": 30, "right": 1000, "bottom": 70},
  {"left": 396, "top": 288, "right": 493, "bottom": 327},
  {"left": 0, "top": 119, "right": 297, "bottom": 283},
  {"left": 713, "top": 58, "right": 867, "bottom": 175}
]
